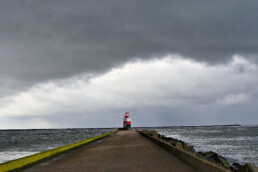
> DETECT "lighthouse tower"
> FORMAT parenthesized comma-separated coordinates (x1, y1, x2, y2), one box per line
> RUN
(123, 112, 131, 130)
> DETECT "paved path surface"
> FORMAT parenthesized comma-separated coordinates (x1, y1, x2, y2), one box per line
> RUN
(22, 130, 196, 172)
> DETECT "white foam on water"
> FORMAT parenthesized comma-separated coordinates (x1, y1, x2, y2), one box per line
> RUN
(196, 130, 221, 133)
(0, 151, 39, 164)
(158, 131, 191, 142)
(207, 136, 257, 142)
(0, 128, 116, 164)
(154, 126, 258, 165)
(166, 134, 188, 141)
(225, 153, 258, 165)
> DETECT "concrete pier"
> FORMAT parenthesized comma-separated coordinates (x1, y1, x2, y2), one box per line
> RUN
(21, 130, 196, 172)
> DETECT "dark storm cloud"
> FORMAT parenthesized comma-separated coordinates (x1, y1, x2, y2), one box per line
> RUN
(0, 0, 258, 94)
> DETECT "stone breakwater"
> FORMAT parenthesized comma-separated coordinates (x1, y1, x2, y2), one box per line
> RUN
(141, 130, 258, 172)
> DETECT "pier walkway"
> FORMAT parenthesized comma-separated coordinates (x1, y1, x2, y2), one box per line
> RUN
(22, 130, 196, 172)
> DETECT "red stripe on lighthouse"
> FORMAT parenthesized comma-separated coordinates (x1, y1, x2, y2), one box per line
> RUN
(123, 112, 131, 129)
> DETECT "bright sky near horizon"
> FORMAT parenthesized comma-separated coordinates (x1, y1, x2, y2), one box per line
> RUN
(0, 0, 258, 128)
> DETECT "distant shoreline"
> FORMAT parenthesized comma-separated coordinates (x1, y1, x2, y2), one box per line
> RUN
(4, 124, 258, 130)
(136, 124, 242, 128)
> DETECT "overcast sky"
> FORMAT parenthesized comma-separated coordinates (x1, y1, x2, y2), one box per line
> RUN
(0, 0, 258, 129)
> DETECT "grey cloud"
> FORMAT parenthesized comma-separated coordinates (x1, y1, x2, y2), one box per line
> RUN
(0, 0, 258, 96)
(1, 56, 258, 128)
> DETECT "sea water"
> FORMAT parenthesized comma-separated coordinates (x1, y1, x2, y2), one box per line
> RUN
(148, 125, 258, 165)
(1, 126, 257, 165)
(0, 128, 115, 163)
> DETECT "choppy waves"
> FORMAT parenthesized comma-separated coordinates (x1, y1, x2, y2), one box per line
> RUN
(0, 128, 115, 163)
(150, 125, 258, 165)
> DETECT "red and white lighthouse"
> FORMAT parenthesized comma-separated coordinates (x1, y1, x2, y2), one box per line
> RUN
(123, 112, 131, 130)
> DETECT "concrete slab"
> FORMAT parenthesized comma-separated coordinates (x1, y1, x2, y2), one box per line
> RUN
(21, 130, 197, 172)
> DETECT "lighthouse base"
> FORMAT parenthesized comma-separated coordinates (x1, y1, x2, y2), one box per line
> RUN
(123, 125, 131, 130)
